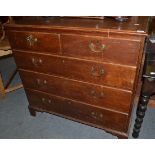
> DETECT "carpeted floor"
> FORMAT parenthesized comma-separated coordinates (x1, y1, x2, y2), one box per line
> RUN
(0, 57, 155, 139)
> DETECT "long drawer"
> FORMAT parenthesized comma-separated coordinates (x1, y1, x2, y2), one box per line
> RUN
(7, 31, 60, 54)
(26, 89, 129, 133)
(14, 51, 137, 90)
(61, 34, 140, 65)
(20, 70, 133, 113)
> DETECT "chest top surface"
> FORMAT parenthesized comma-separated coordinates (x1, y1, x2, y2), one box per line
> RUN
(5, 16, 150, 36)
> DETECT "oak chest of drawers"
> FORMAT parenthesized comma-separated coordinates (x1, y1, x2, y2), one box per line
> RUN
(5, 17, 150, 138)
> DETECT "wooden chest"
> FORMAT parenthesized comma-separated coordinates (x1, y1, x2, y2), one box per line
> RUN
(5, 17, 150, 138)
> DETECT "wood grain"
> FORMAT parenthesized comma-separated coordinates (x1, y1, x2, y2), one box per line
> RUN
(61, 34, 140, 65)
(7, 31, 60, 54)
(13, 51, 137, 90)
(26, 88, 129, 133)
(20, 70, 133, 113)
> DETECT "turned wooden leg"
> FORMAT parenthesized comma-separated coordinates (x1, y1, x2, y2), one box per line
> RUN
(28, 106, 36, 117)
(132, 95, 149, 138)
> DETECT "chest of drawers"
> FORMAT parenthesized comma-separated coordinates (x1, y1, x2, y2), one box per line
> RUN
(5, 17, 150, 138)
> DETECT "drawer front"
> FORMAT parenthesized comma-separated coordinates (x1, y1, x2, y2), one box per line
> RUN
(14, 51, 137, 90)
(20, 70, 133, 113)
(61, 34, 140, 65)
(7, 31, 60, 54)
(26, 89, 129, 133)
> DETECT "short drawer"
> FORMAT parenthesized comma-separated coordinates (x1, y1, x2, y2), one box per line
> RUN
(14, 51, 137, 90)
(7, 31, 60, 54)
(26, 89, 129, 133)
(20, 70, 133, 113)
(61, 34, 140, 65)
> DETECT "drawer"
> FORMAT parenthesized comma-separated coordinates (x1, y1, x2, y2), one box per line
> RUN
(14, 51, 137, 90)
(26, 89, 129, 133)
(61, 34, 140, 65)
(20, 70, 133, 113)
(7, 31, 60, 54)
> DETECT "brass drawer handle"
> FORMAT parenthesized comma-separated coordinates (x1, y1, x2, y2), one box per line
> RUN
(90, 90, 104, 98)
(90, 90, 96, 97)
(31, 57, 38, 66)
(91, 112, 97, 119)
(91, 66, 104, 77)
(100, 92, 104, 98)
(26, 35, 38, 46)
(36, 79, 41, 85)
(89, 42, 106, 53)
(31, 57, 43, 67)
(36, 79, 47, 86)
(41, 98, 51, 104)
(38, 58, 42, 64)
(43, 80, 47, 84)
(91, 111, 103, 119)
(99, 113, 103, 118)
(41, 97, 46, 103)
(48, 99, 51, 104)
